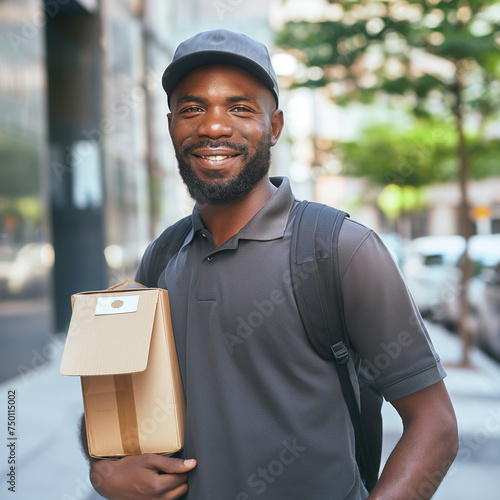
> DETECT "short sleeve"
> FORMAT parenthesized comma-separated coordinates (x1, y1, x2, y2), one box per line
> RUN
(339, 221, 446, 401)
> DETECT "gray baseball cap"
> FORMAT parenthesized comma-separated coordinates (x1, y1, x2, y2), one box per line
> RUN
(162, 29, 279, 107)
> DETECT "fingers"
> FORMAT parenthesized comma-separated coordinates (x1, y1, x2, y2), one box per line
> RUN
(144, 454, 197, 474)
(162, 483, 189, 500)
(152, 471, 189, 499)
(150, 457, 196, 499)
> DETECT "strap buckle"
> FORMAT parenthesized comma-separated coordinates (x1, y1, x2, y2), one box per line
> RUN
(331, 341, 349, 365)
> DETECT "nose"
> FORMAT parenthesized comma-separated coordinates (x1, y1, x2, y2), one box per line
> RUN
(197, 108, 232, 139)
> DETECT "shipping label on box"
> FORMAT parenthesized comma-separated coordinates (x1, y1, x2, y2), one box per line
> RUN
(60, 283, 185, 458)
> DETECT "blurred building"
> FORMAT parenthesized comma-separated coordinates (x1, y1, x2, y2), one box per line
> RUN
(1, 0, 184, 343)
(0, 0, 285, 382)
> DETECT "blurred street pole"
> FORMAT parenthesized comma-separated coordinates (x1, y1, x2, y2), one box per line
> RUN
(454, 61, 473, 367)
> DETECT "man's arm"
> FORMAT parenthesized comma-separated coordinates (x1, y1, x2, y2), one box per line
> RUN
(79, 414, 197, 500)
(368, 381, 458, 500)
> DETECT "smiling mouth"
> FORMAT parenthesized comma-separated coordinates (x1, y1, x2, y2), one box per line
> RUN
(199, 154, 236, 161)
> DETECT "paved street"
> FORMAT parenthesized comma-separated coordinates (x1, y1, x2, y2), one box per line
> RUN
(0, 322, 499, 499)
(0, 298, 53, 384)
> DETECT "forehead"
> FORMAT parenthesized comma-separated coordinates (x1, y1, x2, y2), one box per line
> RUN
(170, 64, 275, 107)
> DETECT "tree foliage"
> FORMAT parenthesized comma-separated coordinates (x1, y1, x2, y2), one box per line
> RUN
(277, 0, 500, 123)
(338, 120, 456, 186)
(336, 118, 500, 187)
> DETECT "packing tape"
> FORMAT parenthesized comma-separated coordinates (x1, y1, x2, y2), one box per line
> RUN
(113, 374, 142, 455)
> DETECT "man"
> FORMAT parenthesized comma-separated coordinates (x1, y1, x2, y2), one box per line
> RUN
(86, 29, 458, 499)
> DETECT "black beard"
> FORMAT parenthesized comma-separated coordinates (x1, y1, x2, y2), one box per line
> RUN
(175, 137, 272, 205)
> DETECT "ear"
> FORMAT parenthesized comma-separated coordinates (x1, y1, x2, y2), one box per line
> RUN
(270, 109, 284, 147)
(167, 112, 172, 135)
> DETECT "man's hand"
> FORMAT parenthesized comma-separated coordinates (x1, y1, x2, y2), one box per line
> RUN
(89, 454, 197, 500)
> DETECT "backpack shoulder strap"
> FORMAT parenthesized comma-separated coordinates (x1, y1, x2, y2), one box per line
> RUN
(290, 200, 378, 491)
(145, 215, 192, 288)
(290, 200, 349, 359)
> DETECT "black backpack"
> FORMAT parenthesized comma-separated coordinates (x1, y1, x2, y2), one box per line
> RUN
(144, 200, 382, 492)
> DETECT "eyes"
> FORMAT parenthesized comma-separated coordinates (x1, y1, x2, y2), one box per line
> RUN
(180, 105, 204, 114)
(178, 104, 255, 116)
(232, 105, 253, 113)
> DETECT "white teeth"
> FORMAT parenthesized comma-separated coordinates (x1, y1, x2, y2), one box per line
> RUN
(201, 155, 230, 161)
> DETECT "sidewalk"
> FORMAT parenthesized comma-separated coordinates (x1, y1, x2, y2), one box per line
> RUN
(1, 323, 499, 499)
(0, 333, 99, 500)
(382, 323, 500, 499)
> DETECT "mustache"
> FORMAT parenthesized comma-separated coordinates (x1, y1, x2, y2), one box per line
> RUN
(182, 140, 248, 156)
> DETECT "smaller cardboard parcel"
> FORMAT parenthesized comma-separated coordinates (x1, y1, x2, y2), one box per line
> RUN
(60, 280, 185, 458)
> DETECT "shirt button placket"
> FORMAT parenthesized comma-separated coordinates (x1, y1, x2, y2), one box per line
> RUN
(198, 253, 217, 300)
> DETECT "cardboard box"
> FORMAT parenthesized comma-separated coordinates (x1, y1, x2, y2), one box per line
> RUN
(60, 281, 185, 458)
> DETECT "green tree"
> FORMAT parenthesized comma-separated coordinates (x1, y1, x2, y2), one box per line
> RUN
(337, 118, 499, 238)
(277, 0, 500, 365)
(339, 120, 457, 187)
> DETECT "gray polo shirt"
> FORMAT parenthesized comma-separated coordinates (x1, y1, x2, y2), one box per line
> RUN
(135, 177, 446, 500)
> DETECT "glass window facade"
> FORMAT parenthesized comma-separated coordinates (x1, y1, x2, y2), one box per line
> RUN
(0, 0, 54, 382)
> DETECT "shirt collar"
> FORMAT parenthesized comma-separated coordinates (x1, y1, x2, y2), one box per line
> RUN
(188, 176, 295, 247)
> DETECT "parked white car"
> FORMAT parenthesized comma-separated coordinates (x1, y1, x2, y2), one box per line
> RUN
(401, 235, 465, 322)
(6, 243, 54, 298)
(401, 234, 500, 329)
